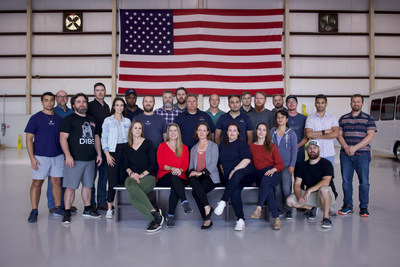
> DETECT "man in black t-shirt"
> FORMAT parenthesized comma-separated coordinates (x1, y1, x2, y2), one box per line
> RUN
(286, 140, 335, 229)
(60, 93, 103, 224)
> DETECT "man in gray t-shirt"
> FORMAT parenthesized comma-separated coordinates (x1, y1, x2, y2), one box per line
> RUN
(247, 91, 276, 138)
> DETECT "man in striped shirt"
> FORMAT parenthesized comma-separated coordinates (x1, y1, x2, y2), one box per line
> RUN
(337, 94, 377, 217)
(155, 90, 182, 125)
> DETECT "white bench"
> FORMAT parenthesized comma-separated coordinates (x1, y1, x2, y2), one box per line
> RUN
(114, 186, 270, 222)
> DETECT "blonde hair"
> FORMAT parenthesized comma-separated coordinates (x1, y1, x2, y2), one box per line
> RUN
(166, 123, 183, 157)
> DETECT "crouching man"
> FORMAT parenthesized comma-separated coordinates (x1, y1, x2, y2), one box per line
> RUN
(286, 140, 335, 229)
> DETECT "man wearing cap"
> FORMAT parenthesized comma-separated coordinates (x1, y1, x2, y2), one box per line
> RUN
(155, 90, 182, 125)
(286, 95, 308, 165)
(125, 89, 144, 121)
(87, 82, 110, 210)
(286, 140, 335, 229)
(305, 94, 339, 214)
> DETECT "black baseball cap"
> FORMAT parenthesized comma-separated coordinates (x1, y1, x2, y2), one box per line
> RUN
(125, 89, 137, 96)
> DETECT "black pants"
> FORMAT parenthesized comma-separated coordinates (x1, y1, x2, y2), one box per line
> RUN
(157, 173, 188, 215)
(188, 174, 216, 219)
(106, 144, 125, 203)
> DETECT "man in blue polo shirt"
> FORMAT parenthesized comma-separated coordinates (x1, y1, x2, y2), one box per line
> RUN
(337, 94, 376, 217)
(174, 93, 215, 150)
(215, 94, 253, 145)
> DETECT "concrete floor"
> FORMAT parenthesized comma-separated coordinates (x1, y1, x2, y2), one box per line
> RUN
(1, 148, 400, 267)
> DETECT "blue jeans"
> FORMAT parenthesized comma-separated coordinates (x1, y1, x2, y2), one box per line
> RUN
(274, 166, 292, 213)
(256, 167, 281, 218)
(91, 159, 108, 207)
(47, 179, 66, 209)
(340, 152, 371, 209)
(221, 164, 256, 220)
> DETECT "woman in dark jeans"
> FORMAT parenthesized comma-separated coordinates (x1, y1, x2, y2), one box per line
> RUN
(188, 122, 219, 229)
(157, 123, 191, 227)
(214, 122, 256, 231)
(101, 97, 131, 219)
(250, 122, 284, 230)
(124, 120, 163, 233)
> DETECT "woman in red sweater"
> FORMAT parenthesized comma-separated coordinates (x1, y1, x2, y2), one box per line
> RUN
(157, 123, 191, 227)
(249, 122, 284, 230)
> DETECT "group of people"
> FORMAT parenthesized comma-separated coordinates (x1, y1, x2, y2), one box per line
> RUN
(25, 84, 376, 233)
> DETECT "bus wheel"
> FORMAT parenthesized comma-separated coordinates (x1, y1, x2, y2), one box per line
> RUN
(395, 143, 400, 161)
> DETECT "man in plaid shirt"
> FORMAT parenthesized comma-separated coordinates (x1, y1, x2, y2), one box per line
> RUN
(155, 90, 182, 125)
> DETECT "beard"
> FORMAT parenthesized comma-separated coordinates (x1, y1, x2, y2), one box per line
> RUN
(308, 151, 319, 160)
(177, 98, 186, 105)
(75, 108, 87, 114)
(164, 102, 172, 108)
(351, 106, 361, 112)
(254, 104, 264, 113)
(144, 106, 154, 113)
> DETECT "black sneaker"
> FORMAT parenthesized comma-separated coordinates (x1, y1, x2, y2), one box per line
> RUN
(166, 215, 174, 227)
(82, 208, 101, 218)
(286, 211, 293, 220)
(360, 208, 370, 217)
(62, 211, 71, 224)
(28, 209, 38, 223)
(151, 210, 164, 226)
(321, 217, 332, 229)
(182, 201, 193, 215)
(307, 207, 318, 221)
(146, 220, 162, 233)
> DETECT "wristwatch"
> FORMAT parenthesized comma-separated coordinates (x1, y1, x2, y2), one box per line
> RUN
(322, 130, 326, 135)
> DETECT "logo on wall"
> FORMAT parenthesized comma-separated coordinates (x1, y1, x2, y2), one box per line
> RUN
(63, 12, 83, 33)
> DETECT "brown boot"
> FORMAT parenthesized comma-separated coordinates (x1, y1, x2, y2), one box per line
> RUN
(250, 207, 262, 219)
(273, 217, 282, 230)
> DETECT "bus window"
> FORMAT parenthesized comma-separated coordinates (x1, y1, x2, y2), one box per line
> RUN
(381, 96, 396, 120)
(396, 96, 400, 120)
(370, 99, 381, 121)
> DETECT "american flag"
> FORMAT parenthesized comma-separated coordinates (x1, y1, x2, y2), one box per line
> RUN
(118, 9, 284, 95)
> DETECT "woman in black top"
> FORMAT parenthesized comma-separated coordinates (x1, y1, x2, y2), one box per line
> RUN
(124, 120, 163, 232)
(213, 122, 256, 231)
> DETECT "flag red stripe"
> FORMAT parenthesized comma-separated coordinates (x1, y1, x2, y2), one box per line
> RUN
(174, 21, 283, 30)
(119, 87, 284, 96)
(173, 9, 284, 16)
(119, 60, 282, 69)
(119, 74, 283, 83)
(174, 48, 281, 56)
(174, 34, 282, 43)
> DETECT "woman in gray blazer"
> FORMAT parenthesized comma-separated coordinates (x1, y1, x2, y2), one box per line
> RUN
(188, 122, 220, 229)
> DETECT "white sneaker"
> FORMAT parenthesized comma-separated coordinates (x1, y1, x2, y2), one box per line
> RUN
(106, 209, 113, 219)
(234, 218, 245, 231)
(214, 201, 226, 216)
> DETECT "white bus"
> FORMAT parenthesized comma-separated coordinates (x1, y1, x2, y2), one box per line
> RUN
(369, 87, 400, 161)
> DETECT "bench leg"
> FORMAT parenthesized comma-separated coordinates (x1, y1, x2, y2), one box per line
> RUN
(115, 190, 120, 223)
(264, 205, 269, 222)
